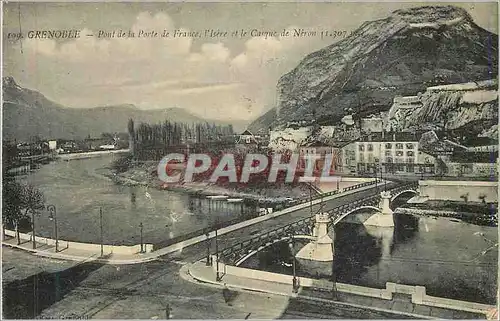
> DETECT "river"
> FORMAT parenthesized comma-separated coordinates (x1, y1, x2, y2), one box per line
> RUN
(240, 212, 498, 305)
(19, 156, 257, 245)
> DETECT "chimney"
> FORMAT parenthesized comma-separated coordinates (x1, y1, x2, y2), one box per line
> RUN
(382, 128, 385, 139)
(392, 133, 396, 141)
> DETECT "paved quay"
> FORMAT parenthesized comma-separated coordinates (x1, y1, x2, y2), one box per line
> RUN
(185, 260, 489, 320)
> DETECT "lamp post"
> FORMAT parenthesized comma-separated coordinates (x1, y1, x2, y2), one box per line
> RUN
(165, 304, 172, 320)
(99, 207, 104, 257)
(139, 222, 144, 253)
(205, 230, 211, 266)
(46, 205, 58, 253)
(289, 234, 298, 293)
(309, 184, 313, 216)
(215, 219, 220, 281)
(31, 209, 37, 249)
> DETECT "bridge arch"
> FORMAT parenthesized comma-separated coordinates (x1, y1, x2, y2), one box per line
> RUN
(390, 189, 418, 203)
(330, 206, 381, 226)
(234, 235, 315, 266)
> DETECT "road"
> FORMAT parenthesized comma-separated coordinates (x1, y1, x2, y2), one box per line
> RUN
(3, 184, 399, 319)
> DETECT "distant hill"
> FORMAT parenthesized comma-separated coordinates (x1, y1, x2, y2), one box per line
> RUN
(2, 76, 248, 141)
(246, 108, 277, 134)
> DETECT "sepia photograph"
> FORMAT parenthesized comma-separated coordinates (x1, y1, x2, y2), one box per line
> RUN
(1, 1, 499, 319)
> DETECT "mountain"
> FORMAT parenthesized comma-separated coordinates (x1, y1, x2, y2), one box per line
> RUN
(2, 77, 248, 140)
(246, 108, 277, 134)
(271, 5, 498, 129)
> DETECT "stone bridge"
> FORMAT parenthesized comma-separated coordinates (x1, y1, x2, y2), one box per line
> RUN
(216, 182, 418, 266)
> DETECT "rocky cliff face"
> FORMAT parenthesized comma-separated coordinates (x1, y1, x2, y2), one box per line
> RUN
(274, 5, 498, 128)
(388, 79, 498, 136)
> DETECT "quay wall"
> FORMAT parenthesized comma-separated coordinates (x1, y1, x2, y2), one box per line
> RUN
(212, 256, 494, 315)
(57, 149, 130, 161)
(418, 180, 498, 202)
(3, 229, 153, 254)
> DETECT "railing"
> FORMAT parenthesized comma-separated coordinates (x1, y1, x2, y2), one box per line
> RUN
(284, 179, 382, 208)
(215, 181, 418, 265)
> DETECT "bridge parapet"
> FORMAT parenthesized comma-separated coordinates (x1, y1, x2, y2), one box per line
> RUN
(216, 182, 417, 266)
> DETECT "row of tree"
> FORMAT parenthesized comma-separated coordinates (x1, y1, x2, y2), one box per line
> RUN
(2, 179, 45, 244)
(128, 119, 235, 148)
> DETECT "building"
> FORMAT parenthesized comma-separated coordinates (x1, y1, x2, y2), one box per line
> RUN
(462, 137, 499, 153)
(360, 117, 384, 134)
(298, 139, 343, 173)
(345, 132, 436, 175)
(236, 130, 259, 145)
(48, 140, 57, 151)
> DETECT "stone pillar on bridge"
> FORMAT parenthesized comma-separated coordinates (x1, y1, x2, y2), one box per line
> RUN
(295, 213, 334, 277)
(364, 191, 394, 227)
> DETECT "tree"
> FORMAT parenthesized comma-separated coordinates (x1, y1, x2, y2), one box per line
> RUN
(20, 184, 45, 248)
(2, 181, 45, 244)
(2, 180, 23, 243)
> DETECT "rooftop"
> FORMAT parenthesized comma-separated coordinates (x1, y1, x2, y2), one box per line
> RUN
(358, 131, 424, 142)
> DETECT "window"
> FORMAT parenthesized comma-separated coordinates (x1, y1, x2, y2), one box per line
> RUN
(367, 144, 373, 152)
(407, 151, 414, 157)
(359, 144, 364, 152)
(360, 154, 364, 162)
(385, 143, 392, 149)
(386, 157, 393, 163)
(406, 143, 414, 149)
(368, 154, 374, 163)
(396, 143, 403, 149)
(385, 150, 392, 156)
(396, 151, 404, 157)
(407, 158, 414, 164)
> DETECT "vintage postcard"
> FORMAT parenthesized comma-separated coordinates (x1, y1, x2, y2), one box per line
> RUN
(2, 1, 498, 319)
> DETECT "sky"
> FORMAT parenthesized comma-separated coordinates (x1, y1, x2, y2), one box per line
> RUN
(3, 2, 498, 123)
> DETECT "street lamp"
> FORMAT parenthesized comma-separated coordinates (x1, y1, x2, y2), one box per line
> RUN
(309, 184, 313, 216)
(46, 204, 58, 253)
(31, 209, 41, 250)
(215, 218, 221, 281)
(205, 230, 211, 266)
(165, 304, 172, 320)
(99, 207, 104, 257)
(288, 234, 298, 293)
(139, 222, 144, 253)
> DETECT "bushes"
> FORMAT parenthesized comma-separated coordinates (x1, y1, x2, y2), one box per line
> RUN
(111, 154, 133, 173)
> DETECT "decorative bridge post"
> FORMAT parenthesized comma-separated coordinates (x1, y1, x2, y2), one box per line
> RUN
(364, 191, 395, 227)
(295, 213, 334, 277)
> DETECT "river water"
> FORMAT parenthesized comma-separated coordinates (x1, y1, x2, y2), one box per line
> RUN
(19, 156, 258, 245)
(240, 211, 498, 305)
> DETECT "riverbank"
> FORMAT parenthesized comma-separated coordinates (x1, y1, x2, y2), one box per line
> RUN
(57, 149, 130, 161)
(397, 200, 498, 226)
(103, 162, 313, 204)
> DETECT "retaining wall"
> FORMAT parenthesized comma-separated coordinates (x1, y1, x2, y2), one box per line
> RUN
(3, 229, 153, 254)
(418, 180, 498, 202)
(58, 149, 130, 161)
(212, 257, 494, 315)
